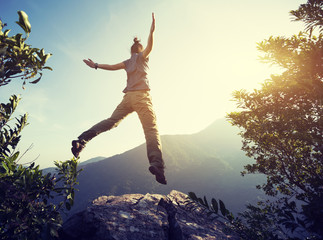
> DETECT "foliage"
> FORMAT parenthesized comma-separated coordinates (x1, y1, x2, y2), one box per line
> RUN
(0, 95, 28, 157)
(225, 0, 323, 239)
(0, 149, 81, 240)
(0, 11, 81, 240)
(186, 192, 233, 221)
(187, 192, 294, 240)
(290, 0, 323, 34)
(186, 192, 239, 237)
(0, 11, 52, 88)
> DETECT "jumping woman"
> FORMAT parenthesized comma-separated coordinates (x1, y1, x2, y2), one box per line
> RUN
(71, 13, 166, 185)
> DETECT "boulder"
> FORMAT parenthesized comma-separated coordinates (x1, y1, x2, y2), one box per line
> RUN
(60, 190, 239, 240)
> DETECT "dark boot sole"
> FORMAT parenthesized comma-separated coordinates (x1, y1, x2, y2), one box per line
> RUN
(71, 140, 82, 158)
(149, 166, 167, 185)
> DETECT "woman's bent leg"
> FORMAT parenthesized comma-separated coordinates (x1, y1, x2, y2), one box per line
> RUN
(79, 94, 133, 142)
(72, 94, 133, 157)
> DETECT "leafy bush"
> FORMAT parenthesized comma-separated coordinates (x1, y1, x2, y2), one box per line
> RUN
(190, 1, 323, 239)
(0, 11, 52, 88)
(0, 11, 81, 240)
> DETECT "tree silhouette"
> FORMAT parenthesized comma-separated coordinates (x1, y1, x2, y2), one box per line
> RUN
(0, 11, 81, 240)
(226, 0, 323, 238)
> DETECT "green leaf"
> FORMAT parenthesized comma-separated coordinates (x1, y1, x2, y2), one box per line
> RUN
(188, 192, 198, 201)
(65, 201, 71, 211)
(198, 197, 204, 205)
(29, 162, 35, 169)
(67, 193, 72, 200)
(15, 33, 23, 42)
(43, 66, 53, 71)
(1, 162, 9, 173)
(11, 151, 20, 161)
(29, 73, 42, 84)
(16, 11, 31, 34)
(42, 53, 52, 64)
(219, 199, 227, 216)
(203, 196, 209, 209)
(4, 29, 10, 36)
(211, 198, 218, 214)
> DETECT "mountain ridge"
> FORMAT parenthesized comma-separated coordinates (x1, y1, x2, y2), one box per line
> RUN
(60, 118, 265, 217)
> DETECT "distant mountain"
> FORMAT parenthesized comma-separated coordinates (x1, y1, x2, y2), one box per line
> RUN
(78, 156, 106, 166)
(66, 118, 265, 217)
(42, 156, 106, 174)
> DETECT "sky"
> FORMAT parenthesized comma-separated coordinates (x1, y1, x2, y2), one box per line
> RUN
(0, 0, 305, 168)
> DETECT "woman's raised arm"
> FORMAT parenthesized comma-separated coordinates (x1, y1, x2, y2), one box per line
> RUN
(142, 13, 155, 59)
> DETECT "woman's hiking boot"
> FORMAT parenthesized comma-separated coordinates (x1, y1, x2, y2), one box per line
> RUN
(149, 165, 167, 185)
(71, 139, 86, 158)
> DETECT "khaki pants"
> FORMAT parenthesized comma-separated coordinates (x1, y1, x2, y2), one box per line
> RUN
(78, 91, 164, 168)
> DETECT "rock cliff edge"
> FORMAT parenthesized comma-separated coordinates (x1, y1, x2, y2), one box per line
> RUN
(60, 190, 238, 240)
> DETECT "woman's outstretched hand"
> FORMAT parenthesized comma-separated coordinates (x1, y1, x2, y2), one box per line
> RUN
(150, 12, 155, 33)
(83, 58, 95, 68)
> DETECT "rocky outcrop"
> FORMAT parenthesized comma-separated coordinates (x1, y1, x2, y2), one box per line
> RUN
(60, 190, 239, 240)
